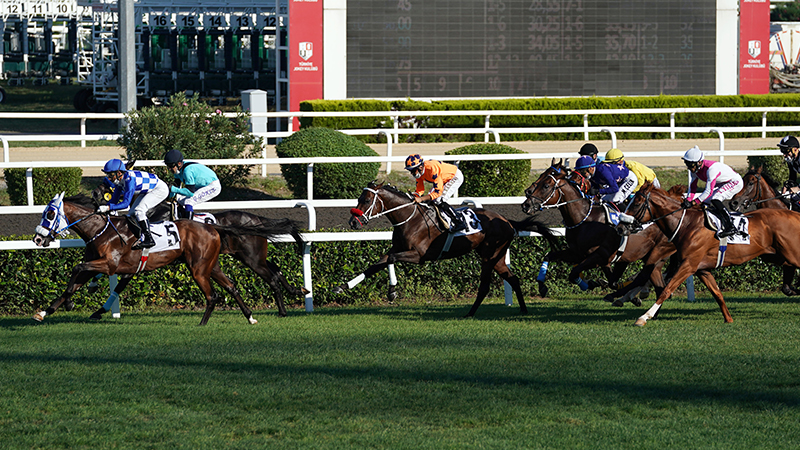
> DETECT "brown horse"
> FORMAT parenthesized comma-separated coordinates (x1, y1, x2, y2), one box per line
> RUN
(626, 181, 800, 326)
(521, 159, 677, 305)
(334, 181, 558, 317)
(730, 167, 800, 296)
(91, 182, 308, 316)
(32, 193, 302, 325)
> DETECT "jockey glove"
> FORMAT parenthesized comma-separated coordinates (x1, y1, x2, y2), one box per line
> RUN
(587, 186, 600, 197)
(681, 198, 693, 209)
(97, 205, 110, 213)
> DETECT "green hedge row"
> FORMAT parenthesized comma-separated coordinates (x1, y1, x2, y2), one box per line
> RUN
(301, 95, 800, 143)
(0, 232, 784, 316)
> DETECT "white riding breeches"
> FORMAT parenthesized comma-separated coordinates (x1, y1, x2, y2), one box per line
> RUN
(129, 180, 170, 221)
(706, 179, 743, 203)
(603, 171, 638, 204)
(175, 179, 222, 208)
(435, 169, 464, 204)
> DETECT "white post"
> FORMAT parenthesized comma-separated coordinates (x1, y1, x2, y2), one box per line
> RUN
(583, 114, 589, 141)
(295, 202, 316, 312)
(484, 115, 491, 143)
(762, 112, 767, 139)
(109, 275, 120, 318)
(26, 168, 34, 206)
(306, 163, 314, 200)
(670, 112, 676, 139)
(504, 249, 513, 306)
(686, 275, 695, 302)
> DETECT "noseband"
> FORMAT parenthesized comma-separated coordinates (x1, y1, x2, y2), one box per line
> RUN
(354, 187, 418, 227)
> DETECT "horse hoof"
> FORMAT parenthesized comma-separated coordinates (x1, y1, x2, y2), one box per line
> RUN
(300, 287, 311, 295)
(611, 299, 624, 307)
(388, 289, 398, 302)
(631, 298, 642, 307)
(248, 317, 258, 325)
(602, 294, 615, 302)
(89, 307, 106, 320)
(639, 290, 651, 300)
(538, 283, 549, 298)
(87, 285, 99, 294)
(332, 286, 345, 295)
(634, 318, 647, 327)
(33, 313, 44, 322)
(63, 300, 75, 312)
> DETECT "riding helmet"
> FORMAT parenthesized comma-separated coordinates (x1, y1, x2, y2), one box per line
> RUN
(164, 149, 184, 167)
(682, 146, 704, 162)
(778, 135, 799, 150)
(578, 143, 598, 156)
(604, 148, 624, 163)
(405, 154, 424, 170)
(103, 159, 125, 173)
(574, 155, 596, 170)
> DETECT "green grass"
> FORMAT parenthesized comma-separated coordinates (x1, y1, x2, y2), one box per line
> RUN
(2, 293, 799, 449)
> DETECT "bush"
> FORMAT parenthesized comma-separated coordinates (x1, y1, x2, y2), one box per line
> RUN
(446, 144, 530, 196)
(275, 127, 381, 199)
(747, 154, 788, 183)
(4, 167, 81, 205)
(117, 92, 260, 188)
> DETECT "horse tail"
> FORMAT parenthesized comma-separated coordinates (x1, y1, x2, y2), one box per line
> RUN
(213, 218, 306, 255)
(508, 217, 561, 251)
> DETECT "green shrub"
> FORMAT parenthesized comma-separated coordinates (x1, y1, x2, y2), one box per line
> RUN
(4, 167, 81, 205)
(446, 144, 530, 196)
(275, 127, 380, 199)
(117, 92, 259, 188)
(747, 154, 788, 183)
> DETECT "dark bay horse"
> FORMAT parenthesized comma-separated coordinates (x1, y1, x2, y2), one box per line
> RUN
(626, 181, 800, 326)
(32, 193, 301, 325)
(730, 167, 800, 296)
(521, 159, 677, 305)
(91, 183, 308, 316)
(334, 181, 558, 317)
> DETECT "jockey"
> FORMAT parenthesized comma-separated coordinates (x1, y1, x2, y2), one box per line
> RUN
(578, 142, 604, 163)
(98, 158, 170, 249)
(163, 149, 221, 221)
(778, 135, 800, 208)
(573, 155, 597, 193)
(606, 148, 661, 192)
(681, 146, 743, 238)
(405, 154, 466, 232)
(586, 148, 638, 207)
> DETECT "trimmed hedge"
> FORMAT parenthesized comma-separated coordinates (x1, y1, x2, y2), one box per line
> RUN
(0, 232, 784, 316)
(4, 167, 82, 205)
(301, 95, 800, 142)
(446, 144, 531, 197)
(747, 154, 789, 183)
(275, 127, 381, 199)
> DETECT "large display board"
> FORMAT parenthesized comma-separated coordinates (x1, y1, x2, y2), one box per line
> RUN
(347, 0, 716, 98)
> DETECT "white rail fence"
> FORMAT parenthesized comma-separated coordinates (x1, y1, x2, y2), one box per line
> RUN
(0, 107, 793, 311)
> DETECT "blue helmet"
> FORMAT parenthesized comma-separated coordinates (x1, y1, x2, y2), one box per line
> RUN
(574, 155, 596, 170)
(103, 159, 125, 173)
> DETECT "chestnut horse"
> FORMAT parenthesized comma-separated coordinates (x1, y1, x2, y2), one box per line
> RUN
(32, 193, 302, 325)
(91, 183, 307, 316)
(730, 167, 800, 296)
(521, 159, 677, 304)
(334, 181, 558, 317)
(626, 181, 800, 326)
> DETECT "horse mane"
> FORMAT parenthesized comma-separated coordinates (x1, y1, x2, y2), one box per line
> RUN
(64, 194, 96, 209)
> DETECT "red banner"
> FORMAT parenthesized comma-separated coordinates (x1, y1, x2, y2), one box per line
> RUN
(739, 0, 770, 94)
(289, 0, 324, 126)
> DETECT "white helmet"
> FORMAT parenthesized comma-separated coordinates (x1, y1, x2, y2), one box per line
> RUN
(682, 146, 704, 162)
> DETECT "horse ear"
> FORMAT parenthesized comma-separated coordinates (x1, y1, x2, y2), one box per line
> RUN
(125, 160, 136, 170)
(54, 191, 65, 203)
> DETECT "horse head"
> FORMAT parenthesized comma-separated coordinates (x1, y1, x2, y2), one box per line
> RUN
(33, 192, 69, 247)
(521, 158, 572, 214)
(349, 181, 417, 230)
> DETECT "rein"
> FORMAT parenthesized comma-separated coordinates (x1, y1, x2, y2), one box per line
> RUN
(529, 171, 595, 228)
(358, 187, 419, 227)
(629, 190, 687, 242)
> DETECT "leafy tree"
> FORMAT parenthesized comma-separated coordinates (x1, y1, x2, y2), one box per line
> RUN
(771, 2, 800, 21)
(117, 92, 260, 187)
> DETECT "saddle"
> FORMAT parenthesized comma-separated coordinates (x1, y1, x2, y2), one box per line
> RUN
(702, 206, 749, 239)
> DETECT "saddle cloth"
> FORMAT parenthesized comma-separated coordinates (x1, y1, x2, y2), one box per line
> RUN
(147, 222, 182, 252)
(191, 212, 217, 224)
(453, 207, 482, 236)
(704, 211, 750, 244)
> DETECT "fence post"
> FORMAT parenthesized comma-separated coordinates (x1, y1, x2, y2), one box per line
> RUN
(306, 163, 314, 200)
(686, 275, 695, 302)
(710, 128, 725, 164)
(762, 111, 768, 139)
(294, 202, 316, 312)
(670, 112, 676, 139)
(378, 130, 393, 174)
(601, 128, 617, 148)
(1, 136, 8, 163)
(484, 115, 491, 143)
(26, 168, 34, 206)
(583, 114, 589, 141)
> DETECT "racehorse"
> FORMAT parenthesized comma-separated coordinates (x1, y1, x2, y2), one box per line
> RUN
(334, 181, 559, 317)
(521, 159, 677, 305)
(626, 181, 800, 326)
(32, 193, 302, 325)
(91, 182, 308, 316)
(730, 167, 800, 296)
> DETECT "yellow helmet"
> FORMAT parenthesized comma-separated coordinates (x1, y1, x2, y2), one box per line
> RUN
(604, 148, 624, 163)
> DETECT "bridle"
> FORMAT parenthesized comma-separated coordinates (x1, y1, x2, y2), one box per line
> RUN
(527, 169, 594, 228)
(352, 186, 419, 227)
(626, 189, 686, 242)
(36, 197, 117, 245)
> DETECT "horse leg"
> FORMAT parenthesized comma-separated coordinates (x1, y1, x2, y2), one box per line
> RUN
(634, 257, 701, 327)
(608, 264, 656, 306)
(780, 267, 800, 296)
(333, 250, 421, 300)
(467, 256, 527, 317)
(34, 263, 104, 322)
(265, 260, 309, 298)
(694, 269, 733, 323)
(89, 275, 134, 320)
(567, 248, 613, 292)
(241, 257, 289, 317)
(465, 264, 496, 318)
(209, 263, 257, 325)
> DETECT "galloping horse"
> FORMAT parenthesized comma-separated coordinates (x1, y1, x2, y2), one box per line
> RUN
(32, 193, 302, 325)
(92, 183, 308, 316)
(730, 167, 800, 296)
(334, 181, 558, 317)
(521, 159, 676, 304)
(626, 181, 800, 326)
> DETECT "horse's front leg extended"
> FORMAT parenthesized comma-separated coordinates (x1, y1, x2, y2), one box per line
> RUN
(567, 248, 613, 292)
(333, 250, 421, 300)
(34, 261, 107, 321)
(780, 267, 800, 296)
(89, 275, 134, 320)
(634, 257, 701, 327)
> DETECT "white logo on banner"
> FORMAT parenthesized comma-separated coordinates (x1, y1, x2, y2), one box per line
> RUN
(299, 42, 313, 61)
(748, 40, 761, 58)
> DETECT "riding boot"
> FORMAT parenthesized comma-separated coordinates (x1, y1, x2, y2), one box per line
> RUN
(133, 219, 155, 250)
(440, 202, 467, 233)
(711, 200, 735, 238)
(184, 205, 194, 221)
